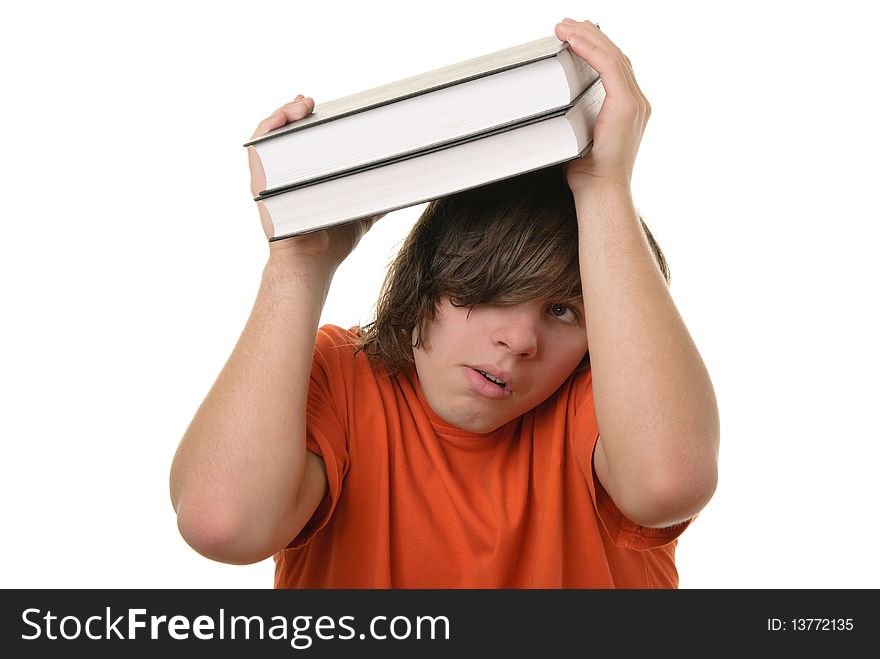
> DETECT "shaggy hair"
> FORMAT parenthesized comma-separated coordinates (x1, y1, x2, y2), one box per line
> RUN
(357, 165, 669, 373)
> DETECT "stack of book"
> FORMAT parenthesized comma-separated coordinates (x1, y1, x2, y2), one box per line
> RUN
(245, 35, 606, 241)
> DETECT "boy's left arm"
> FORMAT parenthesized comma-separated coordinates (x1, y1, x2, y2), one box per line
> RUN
(555, 19, 719, 529)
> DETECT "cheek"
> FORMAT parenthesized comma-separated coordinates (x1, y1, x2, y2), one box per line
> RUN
(547, 333, 588, 374)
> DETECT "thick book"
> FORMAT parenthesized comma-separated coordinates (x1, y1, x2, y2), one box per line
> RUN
(258, 79, 605, 241)
(246, 35, 599, 195)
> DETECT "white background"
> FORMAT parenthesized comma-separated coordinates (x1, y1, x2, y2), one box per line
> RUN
(2, 0, 877, 589)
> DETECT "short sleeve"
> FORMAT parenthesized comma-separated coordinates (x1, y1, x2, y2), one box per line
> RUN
(288, 326, 353, 548)
(569, 368, 692, 550)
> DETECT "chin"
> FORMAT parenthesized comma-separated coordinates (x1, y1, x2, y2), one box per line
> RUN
(460, 419, 502, 434)
(425, 381, 519, 434)
(447, 409, 510, 434)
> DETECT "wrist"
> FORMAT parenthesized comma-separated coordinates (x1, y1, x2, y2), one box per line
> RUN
(570, 177, 634, 208)
(263, 249, 338, 291)
(267, 230, 344, 266)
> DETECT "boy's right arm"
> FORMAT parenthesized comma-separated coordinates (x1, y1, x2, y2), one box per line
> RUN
(169, 96, 377, 565)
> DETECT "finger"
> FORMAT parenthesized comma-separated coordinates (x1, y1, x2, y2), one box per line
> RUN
(619, 56, 650, 122)
(354, 214, 383, 242)
(250, 95, 315, 139)
(560, 17, 599, 30)
(247, 144, 266, 196)
(560, 18, 609, 45)
(555, 22, 627, 94)
(363, 213, 385, 230)
(594, 35, 650, 123)
(613, 47, 650, 119)
(555, 21, 645, 117)
(558, 20, 645, 107)
(278, 95, 315, 121)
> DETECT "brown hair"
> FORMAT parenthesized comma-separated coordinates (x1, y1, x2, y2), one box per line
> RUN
(357, 165, 669, 373)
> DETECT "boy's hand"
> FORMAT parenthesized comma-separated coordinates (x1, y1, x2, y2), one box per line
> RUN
(554, 19, 649, 192)
(248, 95, 314, 200)
(248, 95, 380, 268)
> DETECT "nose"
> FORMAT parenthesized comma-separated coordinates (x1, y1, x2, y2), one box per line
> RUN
(491, 307, 539, 358)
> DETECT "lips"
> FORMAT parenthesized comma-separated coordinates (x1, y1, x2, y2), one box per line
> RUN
(476, 369, 505, 386)
(464, 365, 513, 400)
(473, 364, 512, 385)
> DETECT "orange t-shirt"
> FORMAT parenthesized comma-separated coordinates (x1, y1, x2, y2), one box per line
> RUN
(274, 325, 689, 588)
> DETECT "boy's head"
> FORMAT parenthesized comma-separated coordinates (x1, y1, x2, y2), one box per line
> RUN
(358, 164, 669, 366)
(357, 165, 668, 431)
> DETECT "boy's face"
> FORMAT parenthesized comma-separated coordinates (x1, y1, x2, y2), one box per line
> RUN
(413, 296, 588, 433)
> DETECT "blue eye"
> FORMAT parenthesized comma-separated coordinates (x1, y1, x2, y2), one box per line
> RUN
(550, 303, 569, 316)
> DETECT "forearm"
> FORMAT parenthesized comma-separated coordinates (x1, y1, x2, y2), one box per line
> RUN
(574, 182, 719, 525)
(170, 255, 335, 555)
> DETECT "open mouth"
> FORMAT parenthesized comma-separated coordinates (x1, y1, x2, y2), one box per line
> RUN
(476, 369, 507, 388)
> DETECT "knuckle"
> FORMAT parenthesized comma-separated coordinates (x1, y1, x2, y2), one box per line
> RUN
(619, 98, 640, 118)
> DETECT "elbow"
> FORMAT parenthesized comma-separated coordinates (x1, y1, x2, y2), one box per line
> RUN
(175, 501, 278, 565)
(650, 469, 717, 528)
(620, 453, 719, 529)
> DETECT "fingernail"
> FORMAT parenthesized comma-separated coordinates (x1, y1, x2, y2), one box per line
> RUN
(294, 94, 304, 101)
(562, 17, 576, 24)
